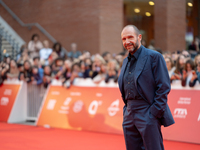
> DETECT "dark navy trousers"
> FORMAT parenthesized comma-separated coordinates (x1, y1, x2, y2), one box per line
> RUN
(122, 100, 164, 150)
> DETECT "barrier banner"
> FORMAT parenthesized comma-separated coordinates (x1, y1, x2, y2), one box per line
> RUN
(0, 84, 21, 122)
(37, 80, 200, 144)
(37, 85, 123, 134)
(162, 89, 200, 144)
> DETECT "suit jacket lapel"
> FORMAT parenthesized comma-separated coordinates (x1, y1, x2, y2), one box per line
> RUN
(118, 58, 128, 96)
(134, 46, 148, 86)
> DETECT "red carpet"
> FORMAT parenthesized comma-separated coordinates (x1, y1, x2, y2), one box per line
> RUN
(0, 122, 199, 150)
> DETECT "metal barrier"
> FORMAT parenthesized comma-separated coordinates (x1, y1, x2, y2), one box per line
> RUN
(27, 84, 47, 121)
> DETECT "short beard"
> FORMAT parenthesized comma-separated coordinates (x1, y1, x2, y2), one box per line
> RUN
(126, 40, 139, 54)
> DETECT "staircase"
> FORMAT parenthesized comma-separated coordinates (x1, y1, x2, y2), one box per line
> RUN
(0, 16, 25, 61)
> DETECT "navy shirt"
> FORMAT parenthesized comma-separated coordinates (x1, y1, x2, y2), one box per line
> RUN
(123, 46, 143, 100)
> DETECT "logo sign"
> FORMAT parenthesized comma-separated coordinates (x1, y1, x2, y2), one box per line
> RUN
(0, 97, 9, 105)
(198, 113, 200, 122)
(4, 89, 12, 95)
(107, 99, 120, 116)
(59, 97, 72, 114)
(174, 108, 187, 118)
(46, 99, 57, 110)
(51, 91, 60, 95)
(177, 97, 191, 105)
(73, 100, 84, 113)
(88, 100, 102, 115)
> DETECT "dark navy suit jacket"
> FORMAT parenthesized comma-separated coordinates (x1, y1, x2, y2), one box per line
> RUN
(118, 45, 175, 127)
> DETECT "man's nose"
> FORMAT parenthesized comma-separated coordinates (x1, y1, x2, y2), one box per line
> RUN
(125, 39, 130, 44)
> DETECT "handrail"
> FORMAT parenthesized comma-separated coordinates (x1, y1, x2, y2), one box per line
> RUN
(0, 0, 58, 44)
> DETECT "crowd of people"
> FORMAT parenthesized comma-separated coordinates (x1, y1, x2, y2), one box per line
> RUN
(0, 33, 200, 88)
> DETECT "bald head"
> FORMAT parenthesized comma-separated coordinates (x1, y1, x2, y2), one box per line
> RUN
(121, 25, 140, 36)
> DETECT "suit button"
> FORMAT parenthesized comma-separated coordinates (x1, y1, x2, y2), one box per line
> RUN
(128, 82, 130, 84)
(129, 72, 131, 74)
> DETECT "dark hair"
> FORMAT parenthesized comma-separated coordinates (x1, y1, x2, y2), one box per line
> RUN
(102, 52, 110, 58)
(31, 34, 39, 40)
(53, 42, 62, 52)
(165, 57, 174, 68)
(71, 62, 80, 72)
(33, 56, 40, 61)
(175, 54, 184, 74)
(184, 59, 195, 71)
(23, 60, 32, 71)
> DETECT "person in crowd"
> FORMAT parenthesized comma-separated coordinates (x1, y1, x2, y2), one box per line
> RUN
(188, 36, 200, 52)
(17, 63, 24, 81)
(52, 42, 66, 59)
(147, 39, 156, 50)
(174, 54, 186, 77)
(194, 54, 200, 67)
(162, 51, 172, 59)
(91, 54, 106, 79)
(79, 61, 91, 78)
(105, 59, 118, 83)
(102, 52, 112, 64)
(0, 54, 11, 82)
(21, 60, 32, 83)
(141, 39, 147, 47)
(61, 60, 72, 88)
(32, 56, 41, 68)
(182, 59, 197, 87)
(92, 63, 107, 84)
(43, 65, 53, 88)
(115, 52, 125, 65)
(28, 34, 43, 59)
(6, 59, 19, 80)
(165, 57, 180, 82)
(70, 62, 83, 84)
(67, 43, 82, 60)
(51, 58, 64, 79)
(196, 62, 200, 83)
(182, 50, 191, 61)
(39, 40, 52, 65)
(31, 66, 43, 85)
(48, 51, 59, 66)
(82, 58, 93, 78)
(17, 47, 30, 64)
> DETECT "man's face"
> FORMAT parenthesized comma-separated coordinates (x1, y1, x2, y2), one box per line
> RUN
(121, 27, 141, 54)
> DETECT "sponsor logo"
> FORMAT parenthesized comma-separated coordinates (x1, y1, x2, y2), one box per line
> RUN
(73, 100, 84, 113)
(0, 97, 9, 105)
(88, 100, 102, 115)
(198, 113, 200, 122)
(70, 92, 81, 96)
(96, 93, 102, 97)
(46, 99, 57, 110)
(59, 97, 72, 114)
(51, 91, 60, 95)
(174, 108, 187, 118)
(4, 89, 12, 95)
(107, 99, 120, 116)
(177, 97, 191, 105)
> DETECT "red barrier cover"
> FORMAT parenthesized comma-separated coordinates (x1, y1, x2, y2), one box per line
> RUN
(162, 89, 200, 144)
(37, 86, 123, 134)
(0, 84, 21, 122)
(37, 83, 200, 144)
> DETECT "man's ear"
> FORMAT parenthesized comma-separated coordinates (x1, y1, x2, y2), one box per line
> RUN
(138, 34, 142, 41)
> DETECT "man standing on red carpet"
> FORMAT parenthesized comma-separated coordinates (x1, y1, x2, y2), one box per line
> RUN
(118, 25, 175, 150)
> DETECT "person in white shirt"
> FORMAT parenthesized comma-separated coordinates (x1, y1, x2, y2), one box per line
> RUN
(39, 40, 52, 65)
(28, 34, 43, 59)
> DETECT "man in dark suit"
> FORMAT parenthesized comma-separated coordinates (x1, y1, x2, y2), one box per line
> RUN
(118, 25, 175, 150)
